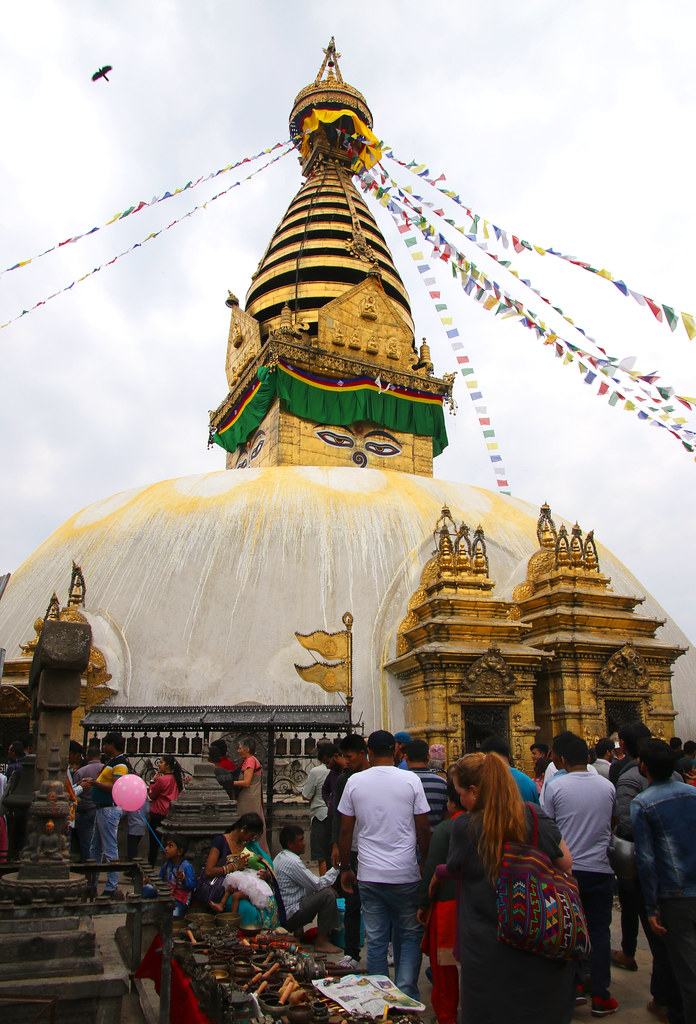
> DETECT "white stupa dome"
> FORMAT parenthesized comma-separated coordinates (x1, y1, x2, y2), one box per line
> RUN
(1, 465, 693, 735)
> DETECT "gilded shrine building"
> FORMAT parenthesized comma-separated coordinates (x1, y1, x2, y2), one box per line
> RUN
(0, 42, 693, 769)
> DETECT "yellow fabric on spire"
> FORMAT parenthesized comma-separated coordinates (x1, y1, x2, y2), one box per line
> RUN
(300, 108, 382, 170)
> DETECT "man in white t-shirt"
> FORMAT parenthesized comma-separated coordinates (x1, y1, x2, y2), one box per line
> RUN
(545, 731, 618, 1018)
(301, 743, 334, 875)
(338, 729, 430, 999)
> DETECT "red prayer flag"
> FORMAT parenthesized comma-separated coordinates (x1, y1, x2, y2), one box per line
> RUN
(644, 297, 664, 322)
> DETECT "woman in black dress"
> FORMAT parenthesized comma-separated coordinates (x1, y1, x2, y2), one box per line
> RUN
(446, 752, 575, 1024)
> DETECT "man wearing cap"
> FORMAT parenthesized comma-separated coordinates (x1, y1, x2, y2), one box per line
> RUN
(337, 729, 431, 999)
(394, 731, 411, 769)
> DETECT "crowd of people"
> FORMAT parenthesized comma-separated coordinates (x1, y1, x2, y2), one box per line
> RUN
(1, 723, 695, 1023)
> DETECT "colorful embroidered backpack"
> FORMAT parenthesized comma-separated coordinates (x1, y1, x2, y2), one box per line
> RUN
(496, 804, 591, 960)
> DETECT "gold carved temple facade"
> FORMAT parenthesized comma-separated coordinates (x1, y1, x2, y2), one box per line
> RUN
(387, 505, 683, 770)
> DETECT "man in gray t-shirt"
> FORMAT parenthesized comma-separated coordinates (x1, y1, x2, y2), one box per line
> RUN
(545, 732, 618, 1017)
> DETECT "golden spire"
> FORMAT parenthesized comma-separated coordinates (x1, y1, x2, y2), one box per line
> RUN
(556, 524, 571, 567)
(537, 502, 557, 549)
(314, 37, 344, 86)
(570, 523, 584, 567)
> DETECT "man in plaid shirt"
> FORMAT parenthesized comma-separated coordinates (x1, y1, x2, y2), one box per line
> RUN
(274, 826, 342, 954)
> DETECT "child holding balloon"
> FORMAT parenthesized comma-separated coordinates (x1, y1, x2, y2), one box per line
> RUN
(143, 834, 195, 916)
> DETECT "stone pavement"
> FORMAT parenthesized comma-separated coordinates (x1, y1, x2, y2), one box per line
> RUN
(97, 911, 660, 1023)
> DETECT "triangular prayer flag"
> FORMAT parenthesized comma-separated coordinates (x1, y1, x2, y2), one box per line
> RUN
(662, 305, 678, 331)
(644, 297, 664, 322)
(678, 311, 696, 340)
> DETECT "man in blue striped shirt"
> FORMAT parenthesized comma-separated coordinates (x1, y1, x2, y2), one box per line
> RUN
(404, 739, 448, 831)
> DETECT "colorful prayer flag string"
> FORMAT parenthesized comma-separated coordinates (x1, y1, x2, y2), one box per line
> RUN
(358, 173, 513, 492)
(370, 164, 696, 437)
(383, 149, 696, 343)
(0, 141, 291, 279)
(359, 166, 695, 456)
(0, 145, 294, 332)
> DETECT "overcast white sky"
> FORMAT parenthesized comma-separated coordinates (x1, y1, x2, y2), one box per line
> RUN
(1, 1, 695, 645)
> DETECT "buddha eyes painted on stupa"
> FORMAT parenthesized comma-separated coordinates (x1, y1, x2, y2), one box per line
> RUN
(234, 429, 266, 469)
(314, 425, 402, 466)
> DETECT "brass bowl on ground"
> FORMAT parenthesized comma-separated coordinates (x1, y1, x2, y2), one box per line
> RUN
(215, 912, 242, 929)
(286, 1005, 313, 1024)
(239, 922, 264, 937)
(208, 968, 230, 982)
(193, 917, 217, 933)
(258, 995, 286, 1020)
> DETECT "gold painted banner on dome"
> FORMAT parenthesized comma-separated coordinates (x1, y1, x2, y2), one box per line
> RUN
(294, 612, 354, 707)
(295, 660, 349, 694)
(295, 629, 349, 662)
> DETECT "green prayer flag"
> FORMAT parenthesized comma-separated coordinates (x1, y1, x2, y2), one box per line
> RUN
(608, 392, 620, 407)
(663, 305, 678, 331)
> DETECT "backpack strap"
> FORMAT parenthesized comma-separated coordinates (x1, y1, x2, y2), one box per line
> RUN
(526, 801, 539, 847)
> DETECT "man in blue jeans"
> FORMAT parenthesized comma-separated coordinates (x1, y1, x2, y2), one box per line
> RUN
(632, 739, 696, 1024)
(85, 732, 129, 898)
(545, 731, 618, 1018)
(337, 730, 431, 1000)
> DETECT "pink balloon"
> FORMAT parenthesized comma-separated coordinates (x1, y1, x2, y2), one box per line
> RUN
(112, 773, 148, 812)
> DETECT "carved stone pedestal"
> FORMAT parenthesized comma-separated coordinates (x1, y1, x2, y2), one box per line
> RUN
(0, 620, 127, 1023)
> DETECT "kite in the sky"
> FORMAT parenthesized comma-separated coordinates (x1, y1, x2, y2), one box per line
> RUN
(91, 65, 113, 83)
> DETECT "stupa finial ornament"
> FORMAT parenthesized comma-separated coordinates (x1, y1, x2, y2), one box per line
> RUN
(583, 529, 600, 571)
(68, 560, 86, 607)
(556, 524, 571, 567)
(537, 502, 557, 549)
(44, 592, 60, 621)
(315, 37, 344, 85)
(472, 526, 489, 575)
(570, 523, 584, 567)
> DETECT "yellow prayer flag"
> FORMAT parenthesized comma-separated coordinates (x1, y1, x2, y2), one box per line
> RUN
(534, 246, 546, 255)
(483, 295, 498, 310)
(625, 401, 635, 411)
(295, 629, 348, 661)
(412, 252, 424, 261)
(682, 312, 696, 340)
(294, 661, 348, 694)
(466, 380, 479, 389)
(440, 317, 453, 324)
(598, 269, 613, 280)
(486, 442, 499, 450)
(563, 353, 573, 364)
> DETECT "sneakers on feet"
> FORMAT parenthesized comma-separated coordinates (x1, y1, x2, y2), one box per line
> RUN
(591, 996, 618, 1017)
(337, 956, 360, 970)
(611, 949, 638, 971)
(576, 986, 587, 1006)
(387, 942, 394, 967)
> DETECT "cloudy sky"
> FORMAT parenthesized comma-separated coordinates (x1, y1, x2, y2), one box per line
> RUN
(2, 1, 695, 644)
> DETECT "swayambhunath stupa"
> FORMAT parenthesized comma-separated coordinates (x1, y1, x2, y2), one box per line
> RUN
(0, 39, 694, 768)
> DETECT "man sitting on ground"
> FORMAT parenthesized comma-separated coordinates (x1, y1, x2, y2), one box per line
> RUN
(274, 826, 342, 954)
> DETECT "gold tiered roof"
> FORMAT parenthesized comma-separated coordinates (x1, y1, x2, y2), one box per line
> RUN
(245, 39, 412, 337)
